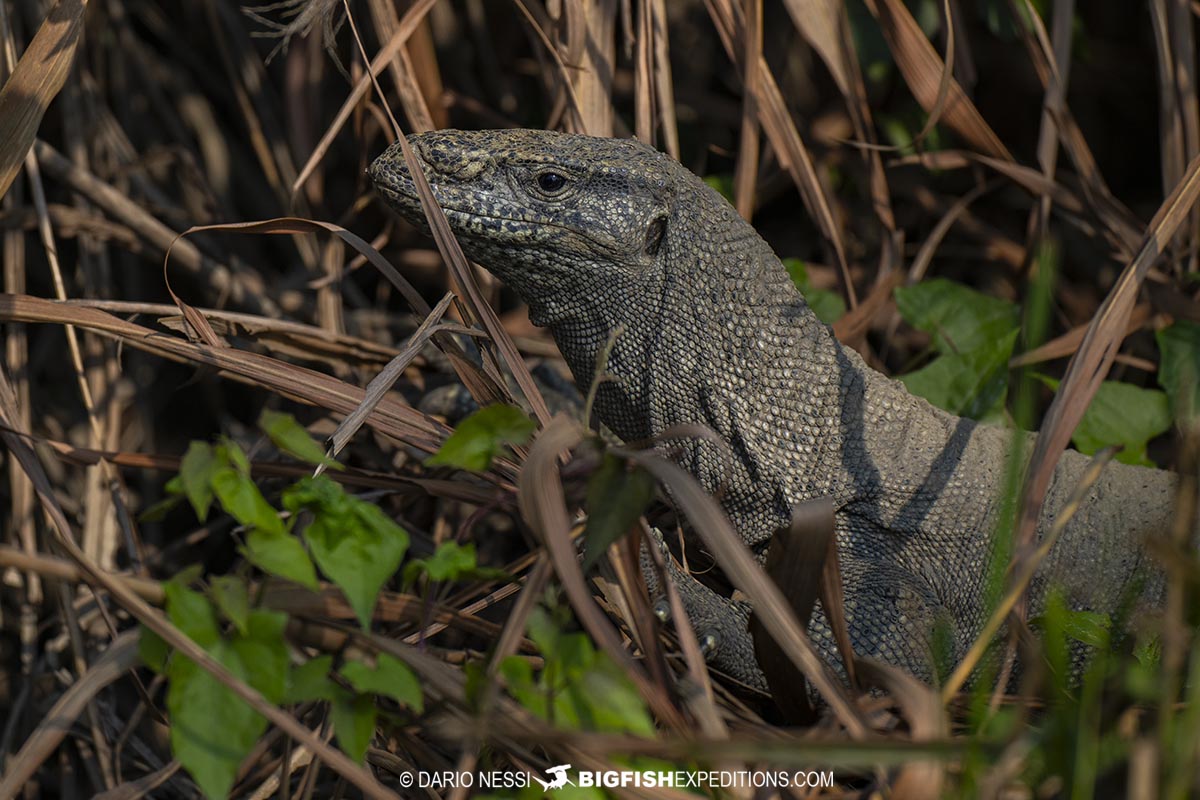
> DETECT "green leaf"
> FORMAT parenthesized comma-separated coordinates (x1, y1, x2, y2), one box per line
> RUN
(572, 658, 656, 736)
(894, 279, 1021, 420)
(555, 631, 596, 677)
(499, 655, 535, 692)
(880, 115, 916, 152)
(901, 329, 1018, 419)
(403, 540, 507, 585)
(1157, 321, 1200, 424)
(895, 278, 1021, 355)
(781, 258, 846, 324)
(211, 467, 285, 535)
(1059, 610, 1111, 649)
(1134, 636, 1161, 668)
(1126, 635, 1162, 701)
(515, 606, 653, 735)
(285, 655, 338, 703)
(209, 576, 250, 635)
(218, 438, 252, 476)
(1036, 589, 1074, 695)
(230, 610, 290, 704)
(259, 409, 342, 469)
(286, 477, 409, 628)
(331, 692, 376, 764)
(582, 454, 655, 570)
(415, 540, 478, 581)
(157, 573, 295, 796)
(340, 653, 423, 711)
(501, 655, 548, 719)
(1037, 378, 1171, 467)
(241, 529, 319, 590)
(159, 579, 293, 800)
(1073, 382, 1171, 466)
(526, 605, 568, 662)
(426, 404, 536, 472)
(164, 581, 220, 649)
(180, 441, 217, 522)
(138, 626, 170, 673)
(161, 589, 286, 799)
(167, 642, 267, 800)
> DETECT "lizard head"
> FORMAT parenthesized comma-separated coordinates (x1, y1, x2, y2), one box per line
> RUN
(368, 129, 790, 444)
(369, 129, 680, 325)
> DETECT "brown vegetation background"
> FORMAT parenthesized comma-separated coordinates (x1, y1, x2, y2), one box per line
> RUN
(0, 0, 1197, 797)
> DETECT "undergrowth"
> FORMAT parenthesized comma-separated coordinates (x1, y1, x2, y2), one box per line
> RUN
(2, 0, 1200, 798)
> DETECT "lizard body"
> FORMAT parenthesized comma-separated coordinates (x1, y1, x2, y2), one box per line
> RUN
(370, 129, 1173, 691)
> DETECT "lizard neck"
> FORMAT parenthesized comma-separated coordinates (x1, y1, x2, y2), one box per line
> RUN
(548, 307, 662, 442)
(627, 231, 1008, 542)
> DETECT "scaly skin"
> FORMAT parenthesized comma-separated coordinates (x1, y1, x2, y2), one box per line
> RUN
(370, 129, 1172, 692)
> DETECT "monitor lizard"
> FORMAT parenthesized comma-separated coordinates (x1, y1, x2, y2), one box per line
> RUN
(370, 128, 1176, 692)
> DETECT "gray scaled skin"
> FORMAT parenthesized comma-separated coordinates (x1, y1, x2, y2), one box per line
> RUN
(370, 129, 1174, 692)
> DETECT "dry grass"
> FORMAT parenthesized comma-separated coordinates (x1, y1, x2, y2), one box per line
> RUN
(0, 0, 1198, 797)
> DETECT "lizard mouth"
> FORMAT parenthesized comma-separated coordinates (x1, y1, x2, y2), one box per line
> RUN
(415, 203, 614, 250)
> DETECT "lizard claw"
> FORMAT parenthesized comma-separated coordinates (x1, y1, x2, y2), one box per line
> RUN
(652, 597, 671, 623)
(698, 629, 721, 660)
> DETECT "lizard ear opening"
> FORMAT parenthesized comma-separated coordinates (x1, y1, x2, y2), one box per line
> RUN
(644, 216, 667, 256)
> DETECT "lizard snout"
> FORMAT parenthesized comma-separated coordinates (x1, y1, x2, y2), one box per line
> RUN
(367, 141, 415, 192)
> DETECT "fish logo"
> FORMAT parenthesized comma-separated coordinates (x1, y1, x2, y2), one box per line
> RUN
(534, 764, 574, 792)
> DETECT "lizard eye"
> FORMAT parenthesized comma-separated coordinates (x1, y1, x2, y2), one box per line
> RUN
(536, 171, 569, 194)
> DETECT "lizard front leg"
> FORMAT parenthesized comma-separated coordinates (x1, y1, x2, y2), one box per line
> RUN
(642, 522, 955, 696)
(639, 528, 768, 692)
